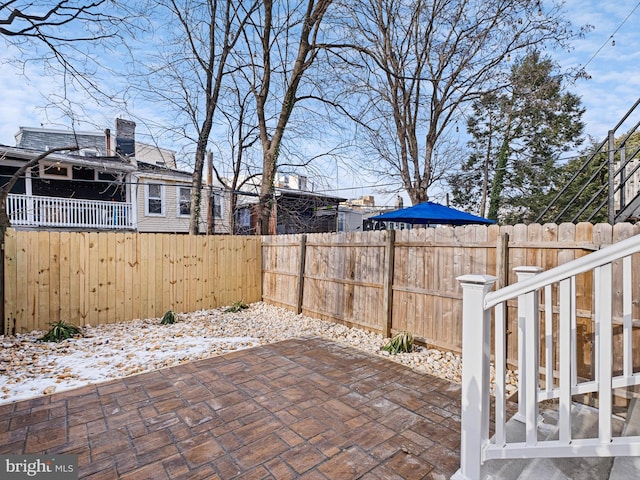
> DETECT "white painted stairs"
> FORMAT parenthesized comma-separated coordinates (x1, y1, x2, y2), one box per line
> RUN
(478, 400, 640, 480)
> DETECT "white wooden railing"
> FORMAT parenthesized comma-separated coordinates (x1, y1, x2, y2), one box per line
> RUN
(454, 233, 640, 480)
(7, 194, 134, 230)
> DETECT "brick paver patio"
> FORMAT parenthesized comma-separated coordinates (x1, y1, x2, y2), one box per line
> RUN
(0, 337, 464, 479)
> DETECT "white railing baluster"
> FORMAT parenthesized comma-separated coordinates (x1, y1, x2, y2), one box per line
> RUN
(495, 301, 507, 448)
(27, 194, 34, 224)
(454, 274, 497, 480)
(559, 278, 573, 445)
(596, 264, 613, 443)
(514, 266, 542, 432)
(623, 256, 632, 378)
(6, 194, 135, 230)
(571, 276, 578, 388)
(545, 284, 554, 394)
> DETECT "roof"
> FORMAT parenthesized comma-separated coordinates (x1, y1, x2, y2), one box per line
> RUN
(370, 201, 495, 225)
(14, 126, 177, 169)
(16, 127, 107, 154)
(135, 160, 193, 179)
(275, 187, 346, 203)
(0, 145, 136, 172)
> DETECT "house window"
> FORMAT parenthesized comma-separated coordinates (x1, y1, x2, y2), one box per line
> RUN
(39, 162, 71, 179)
(178, 187, 191, 217)
(238, 208, 251, 227)
(96, 171, 119, 182)
(212, 194, 222, 218)
(146, 183, 164, 216)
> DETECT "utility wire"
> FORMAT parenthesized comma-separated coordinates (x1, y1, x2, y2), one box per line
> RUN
(580, 1, 640, 72)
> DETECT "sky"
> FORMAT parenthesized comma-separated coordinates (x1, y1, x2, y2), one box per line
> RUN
(0, 0, 639, 207)
(557, 0, 640, 142)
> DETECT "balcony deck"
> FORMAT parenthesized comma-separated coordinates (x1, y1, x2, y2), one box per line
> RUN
(7, 194, 134, 230)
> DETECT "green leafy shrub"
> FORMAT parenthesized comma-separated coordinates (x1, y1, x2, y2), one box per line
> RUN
(382, 331, 414, 354)
(224, 301, 249, 313)
(37, 321, 82, 343)
(161, 310, 177, 325)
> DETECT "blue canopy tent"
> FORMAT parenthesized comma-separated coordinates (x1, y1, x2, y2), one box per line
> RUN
(369, 201, 495, 226)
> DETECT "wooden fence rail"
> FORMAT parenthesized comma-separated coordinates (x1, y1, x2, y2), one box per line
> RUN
(3, 229, 262, 334)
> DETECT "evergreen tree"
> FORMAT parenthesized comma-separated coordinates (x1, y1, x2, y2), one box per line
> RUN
(449, 52, 585, 223)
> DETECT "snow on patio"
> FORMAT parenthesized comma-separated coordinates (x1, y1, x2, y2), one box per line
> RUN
(0, 302, 503, 406)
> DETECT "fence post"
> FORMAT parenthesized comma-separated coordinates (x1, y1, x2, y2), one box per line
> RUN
(496, 232, 510, 289)
(296, 235, 307, 314)
(383, 229, 396, 338)
(453, 274, 497, 480)
(513, 266, 543, 436)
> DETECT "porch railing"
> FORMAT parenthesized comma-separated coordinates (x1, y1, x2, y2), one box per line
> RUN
(7, 194, 134, 230)
(454, 233, 640, 480)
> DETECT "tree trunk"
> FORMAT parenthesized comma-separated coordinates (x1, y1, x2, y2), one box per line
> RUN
(257, 148, 277, 235)
(0, 206, 7, 336)
(488, 136, 510, 221)
(228, 190, 236, 234)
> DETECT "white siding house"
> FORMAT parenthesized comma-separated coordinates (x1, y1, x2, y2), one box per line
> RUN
(133, 162, 208, 233)
(4, 121, 232, 234)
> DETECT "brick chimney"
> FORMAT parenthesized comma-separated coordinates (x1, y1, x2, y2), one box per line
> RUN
(115, 118, 135, 157)
(104, 128, 111, 155)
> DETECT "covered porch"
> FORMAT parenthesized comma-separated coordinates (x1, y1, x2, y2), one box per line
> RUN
(7, 194, 135, 230)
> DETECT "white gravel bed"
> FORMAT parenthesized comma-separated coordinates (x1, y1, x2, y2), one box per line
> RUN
(0, 302, 517, 405)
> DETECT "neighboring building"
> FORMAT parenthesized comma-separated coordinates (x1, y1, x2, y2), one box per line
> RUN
(2, 120, 224, 233)
(233, 174, 346, 235)
(271, 188, 345, 234)
(346, 195, 376, 208)
(275, 174, 314, 192)
(132, 161, 215, 234)
(0, 145, 137, 230)
(337, 206, 364, 232)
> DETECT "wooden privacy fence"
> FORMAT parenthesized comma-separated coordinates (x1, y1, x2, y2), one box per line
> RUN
(5, 222, 640, 378)
(3, 229, 262, 334)
(262, 222, 640, 374)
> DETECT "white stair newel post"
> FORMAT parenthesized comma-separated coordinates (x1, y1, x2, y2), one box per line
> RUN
(454, 274, 497, 480)
(513, 266, 543, 428)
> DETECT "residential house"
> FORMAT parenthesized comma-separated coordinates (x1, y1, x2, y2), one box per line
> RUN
(3, 119, 226, 233)
(132, 160, 226, 234)
(337, 206, 364, 232)
(1, 145, 136, 230)
(233, 174, 346, 235)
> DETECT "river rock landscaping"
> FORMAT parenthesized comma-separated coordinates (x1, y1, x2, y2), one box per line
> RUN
(0, 302, 517, 404)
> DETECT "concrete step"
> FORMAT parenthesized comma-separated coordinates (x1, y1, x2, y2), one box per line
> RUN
(609, 398, 640, 480)
(480, 403, 625, 480)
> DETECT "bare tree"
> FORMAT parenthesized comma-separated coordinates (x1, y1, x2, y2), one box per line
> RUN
(338, 0, 587, 205)
(237, 0, 334, 234)
(213, 77, 262, 234)
(1, 1, 146, 116)
(132, 0, 260, 234)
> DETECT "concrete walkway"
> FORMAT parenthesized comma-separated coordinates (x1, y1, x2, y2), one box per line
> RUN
(0, 337, 463, 479)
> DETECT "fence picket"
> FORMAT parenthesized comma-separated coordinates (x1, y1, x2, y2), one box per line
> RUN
(4, 230, 261, 331)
